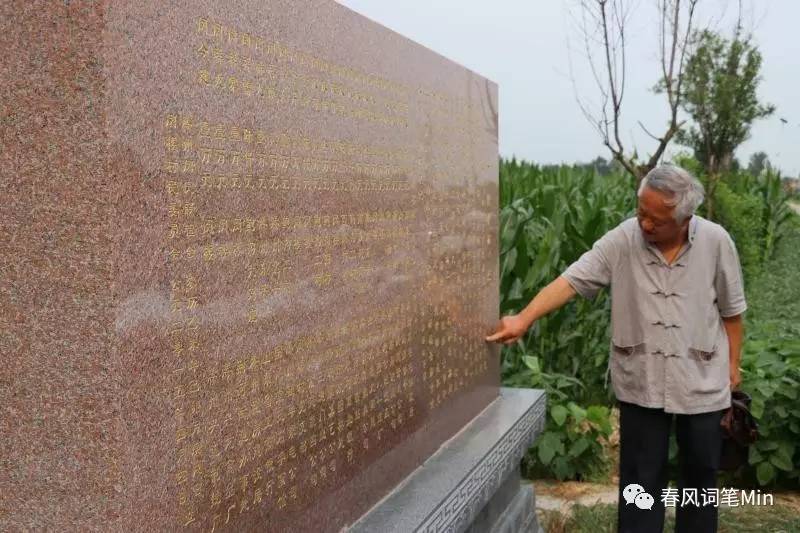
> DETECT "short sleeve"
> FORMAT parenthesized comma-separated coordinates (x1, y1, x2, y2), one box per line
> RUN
(714, 231, 748, 317)
(561, 225, 624, 300)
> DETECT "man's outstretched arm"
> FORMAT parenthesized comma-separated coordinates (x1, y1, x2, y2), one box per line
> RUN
(485, 276, 577, 345)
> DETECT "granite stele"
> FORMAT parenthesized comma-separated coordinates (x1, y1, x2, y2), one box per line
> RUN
(1, 1, 545, 531)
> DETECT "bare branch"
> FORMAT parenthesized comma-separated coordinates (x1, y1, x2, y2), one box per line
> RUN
(581, 5, 611, 99)
(568, 0, 699, 180)
(659, 0, 668, 87)
(565, 5, 609, 142)
(613, 0, 628, 106)
(673, 0, 699, 108)
(664, 0, 681, 110)
(599, 0, 626, 160)
(644, 0, 699, 171)
(737, 0, 743, 32)
(638, 121, 662, 141)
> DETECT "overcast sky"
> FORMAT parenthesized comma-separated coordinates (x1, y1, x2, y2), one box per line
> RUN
(337, 0, 800, 177)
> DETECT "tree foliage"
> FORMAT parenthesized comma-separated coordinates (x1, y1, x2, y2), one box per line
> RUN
(747, 151, 771, 176)
(677, 29, 775, 174)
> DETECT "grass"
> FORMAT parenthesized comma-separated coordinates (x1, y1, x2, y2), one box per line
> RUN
(538, 502, 800, 533)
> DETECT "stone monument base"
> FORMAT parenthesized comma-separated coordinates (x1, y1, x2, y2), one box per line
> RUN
(466, 471, 541, 533)
(348, 388, 546, 532)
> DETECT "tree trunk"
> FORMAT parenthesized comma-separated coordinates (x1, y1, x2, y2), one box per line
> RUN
(719, 151, 734, 174)
(704, 153, 719, 221)
(634, 163, 650, 191)
(706, 171, 720, 221)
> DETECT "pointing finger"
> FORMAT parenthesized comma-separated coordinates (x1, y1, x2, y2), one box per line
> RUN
(485, 330, 507, 342)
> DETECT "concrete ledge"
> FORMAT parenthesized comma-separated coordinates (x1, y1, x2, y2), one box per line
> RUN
(348, 388, 547, 533)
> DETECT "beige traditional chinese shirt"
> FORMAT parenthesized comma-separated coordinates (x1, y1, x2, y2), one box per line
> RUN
(561, 214, 747, 414)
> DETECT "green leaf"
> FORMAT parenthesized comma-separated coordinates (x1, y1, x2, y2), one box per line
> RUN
(750, 397, 765, 419)
(776, 441, 795, 462)
(567, 403, 586, 425)
(755, 382, 774, 398)
(568, 437, 591, 458)
(503, 248, 517, 274)
(779, 386, 798, 400)
(522, 356, 540, 373)
(551, 405, 569, 427)
(756, 440, 780, 452)
(537, 432, 564, 465)
(756, 462, 776, 485)
(508, 277, 523, 301)
(770, 453, 794, 472)
(586, 405, 608, 425)
(552, 456, 573, 480)
(748, 446, 763, 464)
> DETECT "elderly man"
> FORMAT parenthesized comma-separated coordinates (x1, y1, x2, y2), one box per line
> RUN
(486, 165, 746, 533)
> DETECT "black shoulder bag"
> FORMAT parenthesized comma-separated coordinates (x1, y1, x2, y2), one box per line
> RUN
(719, 390, 759, 471)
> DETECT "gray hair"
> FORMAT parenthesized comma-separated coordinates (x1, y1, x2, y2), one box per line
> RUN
(637, 164, 705, 223)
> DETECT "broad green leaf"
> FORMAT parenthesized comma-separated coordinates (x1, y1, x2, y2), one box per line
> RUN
(537, 432, 564, 465)
(568, 437, 591, 458)
(551, 405, 569, 427)
(770, 453, 794, 472)
(750, 397, 765, 419)
(748, 446, 763, 464)
(755, 382, 774, 398)
(586, 406, 608, 424)
(552, 457, 573, 480)
(522, 356, 540, 373)
(756, 440, 780, 452)
(756, 462, 776, 485)
(567, 403, 586, 425)
(777, 441, 795, 462)
(508, 277, 523, 301)
(779, 386, 798, 400)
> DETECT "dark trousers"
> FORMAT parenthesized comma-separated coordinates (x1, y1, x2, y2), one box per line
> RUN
(617, 400, 726, 533)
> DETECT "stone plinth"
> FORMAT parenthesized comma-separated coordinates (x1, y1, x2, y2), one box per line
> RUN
(349, 388, 547, 533)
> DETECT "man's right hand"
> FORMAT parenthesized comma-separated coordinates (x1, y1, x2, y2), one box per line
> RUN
(485, 314, 531, 345)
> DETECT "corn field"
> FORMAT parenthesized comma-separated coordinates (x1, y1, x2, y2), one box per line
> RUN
(499, 159, 635, 405)
(500, 157, 800, 485)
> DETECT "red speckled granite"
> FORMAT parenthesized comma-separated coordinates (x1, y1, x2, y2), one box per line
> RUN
(1, 1, 499, 531)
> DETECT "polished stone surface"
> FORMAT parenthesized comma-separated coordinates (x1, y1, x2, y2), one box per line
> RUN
(2, 1, 498, 531)
(348, 388, 546, 533)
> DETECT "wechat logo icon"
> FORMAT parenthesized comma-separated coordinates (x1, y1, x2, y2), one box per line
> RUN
(623, 483, 655, 510)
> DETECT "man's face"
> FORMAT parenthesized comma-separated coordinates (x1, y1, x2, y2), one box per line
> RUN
(636, 186, 688, 244)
